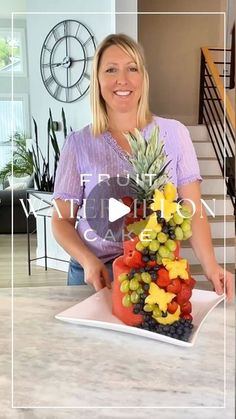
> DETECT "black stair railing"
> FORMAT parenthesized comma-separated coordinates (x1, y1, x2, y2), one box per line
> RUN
(198, 46, 235, 210)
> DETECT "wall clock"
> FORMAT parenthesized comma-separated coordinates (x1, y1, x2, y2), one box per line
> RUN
(40, 19, 96, 103)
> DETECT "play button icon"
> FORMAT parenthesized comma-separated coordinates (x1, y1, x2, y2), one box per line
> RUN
(108, 198, 131, 222)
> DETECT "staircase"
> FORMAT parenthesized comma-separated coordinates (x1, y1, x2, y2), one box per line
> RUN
(180, 125, 235, 284)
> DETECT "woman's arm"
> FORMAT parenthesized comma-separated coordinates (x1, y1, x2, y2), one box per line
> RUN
(177, 181, 233, 301)
(51, 199, 111, 291)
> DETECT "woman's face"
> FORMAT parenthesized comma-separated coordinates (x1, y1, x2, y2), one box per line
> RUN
(98, 45, 143, 115)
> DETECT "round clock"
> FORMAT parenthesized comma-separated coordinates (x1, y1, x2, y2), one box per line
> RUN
(40, 19, 96, 103)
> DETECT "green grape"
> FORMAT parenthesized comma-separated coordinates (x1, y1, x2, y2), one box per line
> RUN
(130, 291, 140, 304)
(173, 212, 184, 225)
(156, 254, 162, 264)
(133, 272, 142, 281)
(149, 240, 160, 252)
(158, 245, 170, 258)
(120, 279, 130, 293)
(168, 251, 175, 261)
(141, 272, 152, 283)
(149, 230, 157, 240)
(157, 232, 168, 243)
(165, 239, 177, 252)
(152, 306, 162, 317)
(181, 220, 191, 232)
(175, 226, 184, 240)
(136, 241, 145, 252)
(183, 230, 192, 240)
(118, 273, 129, 283)
(140, 239, 150, 247)
(129, 278, 140, 291)
(136, 286, 144, 295)
(144, 304, 154, 312)
(122, 294, 132, 307)
(168, 218, 176, 227)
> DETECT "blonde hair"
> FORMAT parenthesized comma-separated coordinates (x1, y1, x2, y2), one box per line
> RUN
(90, 33, 152, 136)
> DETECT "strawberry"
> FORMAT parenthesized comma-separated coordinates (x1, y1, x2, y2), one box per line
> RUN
(180, 313, 193, 321)
(122, 196, 134, 208)
(185, 277, 196, 289)
(124, 250, 145, 269)
(147, 260, 157, 268)
(156, 276, 171, 288)
(181, 301, 192, 314)
(167, 301, 179, 314)
(167, 278, 182, 294)
(176, 283, 192, 305)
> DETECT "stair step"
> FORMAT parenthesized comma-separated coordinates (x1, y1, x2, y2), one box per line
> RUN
(187, 125, 209, 141)
(208, 215, 234, 238)
(190, 263, 235, 281)
(201, 176, 225, 194)
(201, 194, 234, 216)
(194, 142, 216, 158)
(199, 159, 221, 175)
(180, 238, 235, 264)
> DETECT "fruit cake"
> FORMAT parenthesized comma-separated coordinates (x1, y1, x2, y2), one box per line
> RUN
(111, 127, 196, 342)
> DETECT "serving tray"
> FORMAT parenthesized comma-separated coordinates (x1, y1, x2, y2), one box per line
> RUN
(55, 287, 224, 347)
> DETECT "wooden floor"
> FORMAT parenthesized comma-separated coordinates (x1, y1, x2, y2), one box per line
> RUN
(0, 234, 67, 288)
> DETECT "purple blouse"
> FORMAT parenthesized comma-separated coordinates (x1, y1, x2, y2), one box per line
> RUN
(53, 115, 202, 263)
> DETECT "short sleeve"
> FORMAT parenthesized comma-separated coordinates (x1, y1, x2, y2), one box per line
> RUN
(52, 131, 84, 205)
(176, 122, 202, 187)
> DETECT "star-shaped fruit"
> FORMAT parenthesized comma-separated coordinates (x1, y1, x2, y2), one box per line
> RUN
(155, 305, 181, 325)
(150, 189, 177, 221)
(162, 258, 189, 280)
(145, 282, 175, 312)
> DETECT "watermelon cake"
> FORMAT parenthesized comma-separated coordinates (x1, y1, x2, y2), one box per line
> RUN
(111, 128, 196, 342)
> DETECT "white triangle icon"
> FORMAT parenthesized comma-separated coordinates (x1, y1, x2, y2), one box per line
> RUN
(108, 198, 131, 222)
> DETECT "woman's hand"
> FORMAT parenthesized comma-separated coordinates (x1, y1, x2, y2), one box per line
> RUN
(205, 263, 234, 302)
(83, 256, 112, 292)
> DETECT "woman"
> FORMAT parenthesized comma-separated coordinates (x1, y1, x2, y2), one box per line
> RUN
(52, 33, 233, 301)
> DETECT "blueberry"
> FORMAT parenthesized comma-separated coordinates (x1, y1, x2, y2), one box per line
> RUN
(153, 265, 160, 271)
(142, 256, 149, 262)
(170, 326, 175, 334)
(172, 333, 179, 339)
(170, 233, 176, 240)
(150, 254, 156, 260)
(142, 249, 149, 255)
(139, 267, 145, 272)
(144, 266, 151, 271)
(143, 284, 150, 291)
(133, 307, 140, 314)
(177, 328, 183, 335)
(162, 226, 169, 234)
(163, 326, 170, 332)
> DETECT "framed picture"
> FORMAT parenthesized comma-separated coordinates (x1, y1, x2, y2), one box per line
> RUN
(0, 28, 27, 76)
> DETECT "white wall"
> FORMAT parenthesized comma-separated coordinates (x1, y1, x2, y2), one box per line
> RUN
(115, 0, 137, 40)
(26, 0, 138, 158)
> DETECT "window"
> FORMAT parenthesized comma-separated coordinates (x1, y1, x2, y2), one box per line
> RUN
(0, 28, 27, 76)
(0, 95, 29, 171)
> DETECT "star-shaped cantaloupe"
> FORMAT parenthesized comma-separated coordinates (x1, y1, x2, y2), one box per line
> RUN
(145, 282, 175, 312)
(162, 258, 189, 280)
(154, 305, 181, 325)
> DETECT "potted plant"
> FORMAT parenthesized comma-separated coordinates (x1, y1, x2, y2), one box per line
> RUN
(0, 132, 34, 186)
(32, 107, 68, 192)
